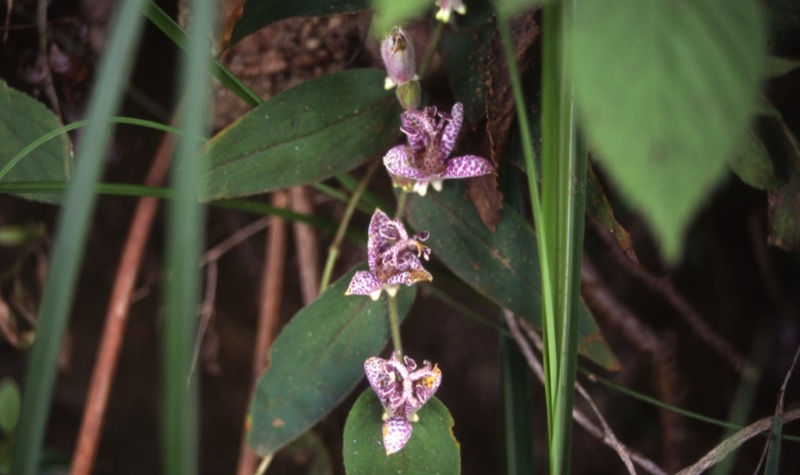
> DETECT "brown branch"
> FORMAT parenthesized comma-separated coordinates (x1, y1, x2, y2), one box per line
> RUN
(289, 186, 319, 305)
(582, 257, 686, 471)
(70, 134, 173, 475)
(236, 191, 289, 475)
(591, 219, 750, 374)
(676, 407, 800, 475)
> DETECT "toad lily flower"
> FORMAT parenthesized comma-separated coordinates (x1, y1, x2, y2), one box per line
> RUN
(345, 209, 432, 300)
(381, 26, 417, 90)
(435, 0, 467, 23)
(364, 352, 442, 454)
(384, 102, 493, 196)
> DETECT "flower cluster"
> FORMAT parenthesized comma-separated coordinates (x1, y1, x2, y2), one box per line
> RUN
(384, 102, 493, 196)
(364, 352, 442, 454)
(345, 209, 432, 301)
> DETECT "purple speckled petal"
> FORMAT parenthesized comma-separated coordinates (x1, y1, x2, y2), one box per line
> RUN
(441, 102, 464, 158)
(441, 155, 493, 179)
(345, 271, 382, 297)
(383, 417, 414, 455)
(386, 269, 432, 287)
(384, 145, 429, 180)
(367, 209, 393, 270)
(410, 362, 442, 408)
(365, 357, 395, 408)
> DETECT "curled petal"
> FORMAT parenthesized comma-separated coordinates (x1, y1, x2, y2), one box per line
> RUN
(384, 145, 428, 180)
(441, 102, 463, 158)
(383, 417, 413, 455)
(365, 357, 394, 408)
(442, 155, 493, 179)
(345, 271, 383, 299)
(411, 362, 442, 408)
(367, 209, 395, 269)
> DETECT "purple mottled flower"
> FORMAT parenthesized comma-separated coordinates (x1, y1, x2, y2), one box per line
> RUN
(345, 209, 432, 300)
(384, 102, 493, 196)
(435, 0, 467, 23)
(364, 352, 442, 454)
(381, 26, 417, 90)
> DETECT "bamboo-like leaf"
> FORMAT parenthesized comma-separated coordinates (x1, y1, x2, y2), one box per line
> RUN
(0, 81, 72, 203)
(567, 0, 766, 262)
(405, 182, 619, 370)
(343, 390, 459, 475)
(247, 267, 416, 455)
(197, 69, 401, 201)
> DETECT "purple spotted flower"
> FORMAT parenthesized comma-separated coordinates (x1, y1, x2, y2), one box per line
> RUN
(345, 209, 432, 300)
(383, 102, 493, 196)
(381, 26, 417, 90)
(435, 0, 467, 23)
(364, 352, 442, 455)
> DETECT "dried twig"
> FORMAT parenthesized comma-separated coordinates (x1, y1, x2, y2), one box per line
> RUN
(70, 133, 174, 475)
(236, 191, 289, 475)
(503, 310, 667, 475)
(675, 407, 800, 475)
(591, 219, 750, 374)
(582, 257, 686, 471)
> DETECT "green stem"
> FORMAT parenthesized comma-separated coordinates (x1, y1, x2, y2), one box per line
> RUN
(319, 160, 382, 292)
(419, 22, 444, 78)
(394, 189, 409, 219)
(387, 295, 403, 355)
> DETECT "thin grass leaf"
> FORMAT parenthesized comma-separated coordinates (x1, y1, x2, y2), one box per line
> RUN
(161, 0, 215, 472)
(10, 2, 147, 474)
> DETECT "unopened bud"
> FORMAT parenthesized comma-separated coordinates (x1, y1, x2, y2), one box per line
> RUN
(381, 27, 417, 90)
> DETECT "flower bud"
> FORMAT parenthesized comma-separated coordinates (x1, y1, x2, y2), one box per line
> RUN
(381, 27, 417, 90)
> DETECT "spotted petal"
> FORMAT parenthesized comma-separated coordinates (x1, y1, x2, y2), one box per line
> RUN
(367, 209, 396, 270)
(386, 269, 433, 287)
(345, 271, 383, 300)
(410, 362, 442, 409)
(441, 102, 463, 158)
(364, 357, 395, 408)
(442, 155, 493, 179)
(383, 416, 413, 455)
(384, 145, 429, 180)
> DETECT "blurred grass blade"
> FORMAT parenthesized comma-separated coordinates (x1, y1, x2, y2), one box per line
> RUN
(161, 0, 215, 473)
(144, 1, 262, 108)
(11, 2, 147, 474)
(540, 0, 585, 472)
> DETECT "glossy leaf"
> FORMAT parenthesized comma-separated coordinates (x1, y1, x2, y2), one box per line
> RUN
(0, 80, 72, 203)
(343, 389, 459, 475)
(568, 0, 766, 262)
(247, 267, 416, 455)
(198, 70, 401, 201)
(222, 0, 370, 49)
(406, 182, 619, 370)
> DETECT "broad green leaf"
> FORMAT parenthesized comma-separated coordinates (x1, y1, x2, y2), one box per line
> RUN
(247, 267, 416, 455)
(406, 182, 619, 370)
(0, 379, 20, 435)
(0, 80, 72, 203)
(198, 70, 401, 201)
(222, 0, 370, 49)
(343, 390, 459, 475)
(568, 0, 766, 262)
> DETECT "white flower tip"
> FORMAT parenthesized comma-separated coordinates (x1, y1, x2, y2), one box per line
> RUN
(431, 179, 444, 192)
(413, 181, 430, 196)
(369, 289, 383, 301)
(385, 286, 399, 298)
(435, 9, 451, 23)
(384, 77, 396, 90)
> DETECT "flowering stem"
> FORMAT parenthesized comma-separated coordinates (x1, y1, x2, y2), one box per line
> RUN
(387, 295, 403, 355)
(394, 189, 409, 219)
(319, 159, 381, 292)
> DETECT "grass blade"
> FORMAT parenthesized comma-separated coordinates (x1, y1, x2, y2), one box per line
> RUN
(10, 2, 147, 474)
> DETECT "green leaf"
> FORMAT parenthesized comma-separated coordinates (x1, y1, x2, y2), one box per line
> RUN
(567, 0, 766, 262)
(343, 390, 459, 475)
(247, 267, 416, 455)
(223, 0, 370, 49)
(0, 80, 72, 203)
(198, 70, 401, 201)
(406, 182, 619, 370)
(370, 0, 430, 36)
